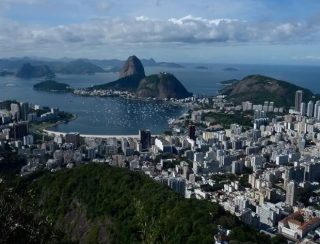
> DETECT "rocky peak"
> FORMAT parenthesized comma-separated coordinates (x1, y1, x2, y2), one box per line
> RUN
(119, 55, 145, 79)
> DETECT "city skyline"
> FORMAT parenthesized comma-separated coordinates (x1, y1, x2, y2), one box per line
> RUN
(0, 0, 320, 64)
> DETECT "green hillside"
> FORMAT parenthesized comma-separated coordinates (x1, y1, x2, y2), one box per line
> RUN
(90, 74, 144, 92)
(220, 75, 315, 108)
(13, 164, 280, 243)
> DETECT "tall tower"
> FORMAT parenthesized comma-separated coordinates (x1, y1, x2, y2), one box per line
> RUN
(307, 101, 314, 117)
(300, 102, 306, 116)
(20, 102, 29, 121)
(10, 103, 20, 121)
(295, 90, 303, 112)
(315, 101, 320, 119)
(286, 181, 296, 206)
(139, 129, 151, 150)
(188, 125, 196, 140)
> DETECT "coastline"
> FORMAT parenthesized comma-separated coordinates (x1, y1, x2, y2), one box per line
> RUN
(43, 129, 143, 139)
(31, 112, 78, 135)
(72, 89, 192, 108)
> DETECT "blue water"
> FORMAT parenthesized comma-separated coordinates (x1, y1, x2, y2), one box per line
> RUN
(0, 63, 319, 135)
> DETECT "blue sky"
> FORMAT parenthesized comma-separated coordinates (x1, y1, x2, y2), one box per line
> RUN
(0, 0, 320, 64)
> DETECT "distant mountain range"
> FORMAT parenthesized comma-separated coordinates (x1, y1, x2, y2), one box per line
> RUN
(16, 63, 55, 79)
(0, 57, 184, 77)
(90, 55, 191, 99)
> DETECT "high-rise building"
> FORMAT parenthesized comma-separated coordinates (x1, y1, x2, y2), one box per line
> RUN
(188, 124, 196, 140)
(300, 102, 306, 116)
(23, 134, 34, 146)
(314, 101, 320, 118)
(65, 132, 80, 148)
(20, 102, 29, 121)
(168, 177, 186, 196)
(268, 102, 274, 112)
(10, 103, 20, 121)
(139, 129, 151, 150)
(256, 202, 281, 227)
(295, 90, 303, 112)
(286, 181, 296, 206)
(263, 101, 269, 112)
(12, 122, 29, 140)
(307, 101, 314, 117)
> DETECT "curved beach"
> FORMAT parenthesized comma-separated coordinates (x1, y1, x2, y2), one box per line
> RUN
(43, 129, 159, 139)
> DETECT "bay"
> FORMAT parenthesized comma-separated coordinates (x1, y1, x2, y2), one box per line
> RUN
(0, 63, 319, 135)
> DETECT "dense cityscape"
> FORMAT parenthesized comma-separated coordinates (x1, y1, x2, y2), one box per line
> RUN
(1, 87, 320, 242)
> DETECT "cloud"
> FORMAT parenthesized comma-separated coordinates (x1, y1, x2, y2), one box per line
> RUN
(0, 15, 319, 54)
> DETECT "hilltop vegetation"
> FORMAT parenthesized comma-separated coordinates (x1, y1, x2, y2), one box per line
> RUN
(220, 75, 315, 108)
(0, 183, 63, 243)
(12, 164, 282, 243)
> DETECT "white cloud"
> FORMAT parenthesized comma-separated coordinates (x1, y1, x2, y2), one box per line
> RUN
(0, 15, 319, 54)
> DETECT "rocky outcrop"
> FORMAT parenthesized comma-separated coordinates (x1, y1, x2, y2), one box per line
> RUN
(119, 55, 145, 78)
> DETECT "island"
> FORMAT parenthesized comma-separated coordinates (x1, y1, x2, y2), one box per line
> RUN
(223, 67, 239, 71)
(157, 62, 184, 68)
(33, 80, 72, 92)
(0, 70, 14, 76)
(195, 66, 209, 70)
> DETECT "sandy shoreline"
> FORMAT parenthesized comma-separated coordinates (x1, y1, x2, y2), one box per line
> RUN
(43, 129, 150, 139)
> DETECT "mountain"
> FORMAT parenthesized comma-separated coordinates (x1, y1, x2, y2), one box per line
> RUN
(90, 56, 191, 99)
(119, 55, 145, 78)
(90, 59, 124, 69)
(220, 75, 315, 108)
(33, 80, 71, 92)
(137, 73, 192, 99)
(141, 58, 157, 66)
(0, 57, 185, 74)
(16, 63, 55, 79)
(57, 59, 105, 74)
(13, 164, 274, 243)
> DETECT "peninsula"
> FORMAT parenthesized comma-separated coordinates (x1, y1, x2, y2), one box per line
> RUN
(75, 55, 192, 99)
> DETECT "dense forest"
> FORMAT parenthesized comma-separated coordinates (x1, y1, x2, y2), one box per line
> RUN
(1, 158, 286, 243)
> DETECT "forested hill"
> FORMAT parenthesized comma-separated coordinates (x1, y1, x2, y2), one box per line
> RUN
(220, 75, 315, 108)
(11, 164, 283, 243)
